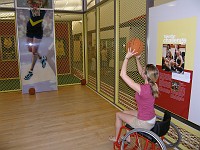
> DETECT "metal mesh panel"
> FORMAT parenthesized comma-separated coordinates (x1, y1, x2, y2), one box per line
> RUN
(87, 10, 97, 90)
(0, 10, 20, 92)
(99, 0, 114, 100)
(118, 0, 146, 109)
(154, 0, 174, 6)
(55, 13, 83, 85)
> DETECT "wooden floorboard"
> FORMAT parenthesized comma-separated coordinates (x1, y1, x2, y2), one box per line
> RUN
(0, 85, 118, 150)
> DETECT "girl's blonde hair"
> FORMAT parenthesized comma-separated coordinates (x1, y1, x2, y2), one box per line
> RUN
(145, 64, 159, 98)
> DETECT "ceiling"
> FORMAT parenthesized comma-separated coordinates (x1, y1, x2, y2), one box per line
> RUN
(0, 0, 95, 10)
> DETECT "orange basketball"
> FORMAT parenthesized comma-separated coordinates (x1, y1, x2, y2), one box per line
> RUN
(126, 38, 144, 56)
(29, 88, 35, 95)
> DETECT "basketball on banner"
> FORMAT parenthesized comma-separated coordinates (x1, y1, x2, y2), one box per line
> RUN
(29, 88, 35, 95)
(27, 0, 43, 17)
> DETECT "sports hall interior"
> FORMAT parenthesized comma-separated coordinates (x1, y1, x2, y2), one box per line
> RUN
(0, 0, 199, 149)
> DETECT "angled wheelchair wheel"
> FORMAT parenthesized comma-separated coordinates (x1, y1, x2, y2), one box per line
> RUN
(120, 128, 167, 150)
(156, 115, 182, 149)
(165, 121, 182, 149)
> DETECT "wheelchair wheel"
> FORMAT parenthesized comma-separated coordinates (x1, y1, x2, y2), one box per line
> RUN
(165, 121, 182, 149)
(120, 128, 167, 150)
(156, 115, 182, 149)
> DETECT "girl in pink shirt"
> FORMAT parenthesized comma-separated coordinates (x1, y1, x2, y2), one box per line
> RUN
(109, 48, 159, 143)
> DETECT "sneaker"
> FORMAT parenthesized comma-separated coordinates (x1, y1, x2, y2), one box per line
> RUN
(108, 136, 117, 143)
(24, 71, 33, 80)
(41, 56, 47, 68)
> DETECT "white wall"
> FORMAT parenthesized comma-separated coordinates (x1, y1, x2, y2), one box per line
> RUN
(149, 0, 200, 125)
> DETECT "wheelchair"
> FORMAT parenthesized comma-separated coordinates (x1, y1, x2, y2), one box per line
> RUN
(113, 110, 182, 150)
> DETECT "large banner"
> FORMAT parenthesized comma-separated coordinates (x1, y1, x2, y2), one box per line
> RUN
(149, 0, 200, 125)
(155, 17, 196, 119)
(16, 0, 57, 94)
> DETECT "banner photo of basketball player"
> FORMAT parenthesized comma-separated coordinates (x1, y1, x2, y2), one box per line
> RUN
(16, 7, 57, 94)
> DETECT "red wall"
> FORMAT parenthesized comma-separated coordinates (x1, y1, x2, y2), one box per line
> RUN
(0, 21, 19, 78)
(55, 22, 70, 74)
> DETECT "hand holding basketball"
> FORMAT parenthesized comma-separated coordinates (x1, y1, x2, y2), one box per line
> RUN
(125, 48, 139, 59)
(126, 38, 144, 56)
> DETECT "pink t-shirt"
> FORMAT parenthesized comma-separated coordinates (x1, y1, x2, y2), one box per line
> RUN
(135, 84, 155, 121)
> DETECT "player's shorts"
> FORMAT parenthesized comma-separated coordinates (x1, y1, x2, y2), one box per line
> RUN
(26, 24, 43, 39)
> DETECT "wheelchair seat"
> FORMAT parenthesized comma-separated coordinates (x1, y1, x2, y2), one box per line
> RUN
(125, 110, 171, 143)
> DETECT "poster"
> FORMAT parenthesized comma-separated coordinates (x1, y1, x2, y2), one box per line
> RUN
(162, 44, 185, 74)
(154, 17, 197, 119)
(16, 0, 57, 94)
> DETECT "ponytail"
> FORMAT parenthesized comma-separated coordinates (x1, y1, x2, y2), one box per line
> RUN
(145, 64, 159, 98)
(148, 80, 159, 98)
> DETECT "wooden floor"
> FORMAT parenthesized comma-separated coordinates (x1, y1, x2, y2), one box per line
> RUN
(0, 85, 119, 150)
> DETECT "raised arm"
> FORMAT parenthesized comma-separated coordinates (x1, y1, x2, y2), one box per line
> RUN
(120, 48, 141, 93)
(135, 55, 145, 79)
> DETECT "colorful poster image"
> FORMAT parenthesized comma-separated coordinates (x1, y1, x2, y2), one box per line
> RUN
(162, 44, 185, 74)
(16, 9, 57, 94)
